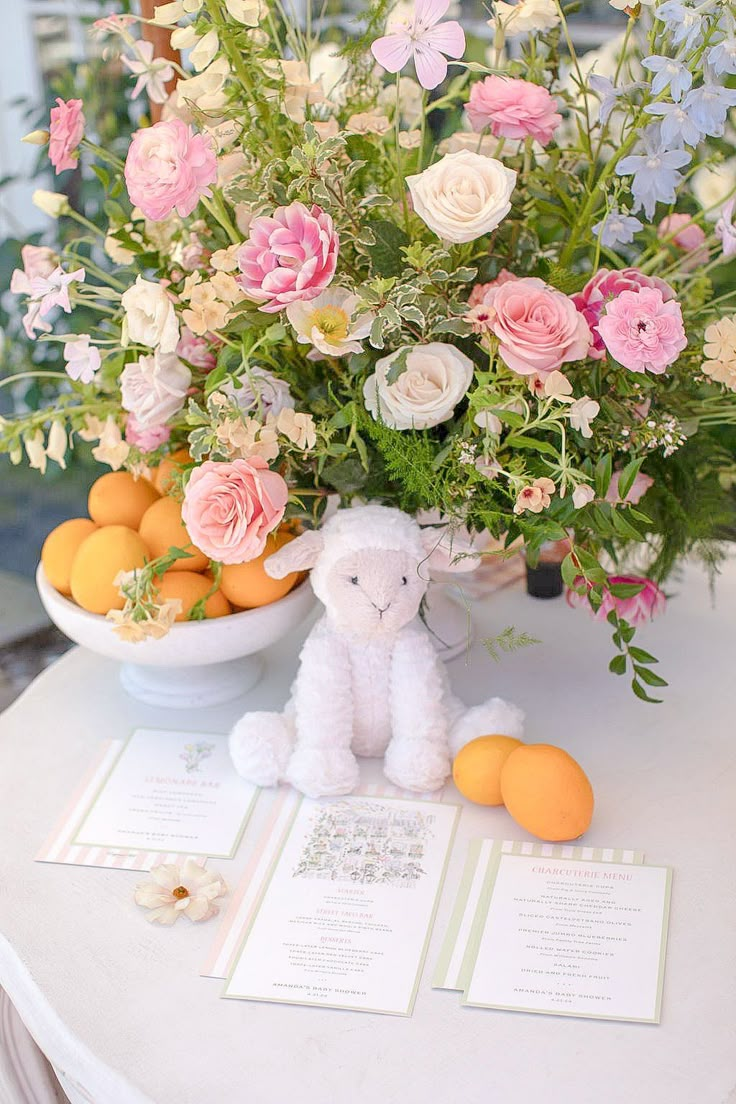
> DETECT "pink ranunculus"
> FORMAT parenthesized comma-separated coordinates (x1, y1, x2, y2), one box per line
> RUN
(605, 469, 654, 505)
(567, 575, 666, 626)
(181, 458, 289, 564)
(236, 202, 339, 313)
(658, 214, 708, 272)
(466, 76, 562, 146)
(597, 286, 687, 375)
(125, 413, 171, 453)
(176, 326, 217, 371)
(572, 268, 675, 360)
(124, 119, 217, 222)
(468, 269, 517, 306)
(480, 276, 591, 377)
(48, 98, 85, 174)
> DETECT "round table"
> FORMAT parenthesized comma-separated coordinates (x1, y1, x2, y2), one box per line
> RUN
(1, 561, 735, 1104)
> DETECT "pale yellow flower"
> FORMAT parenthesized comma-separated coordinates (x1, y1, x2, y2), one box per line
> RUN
(24, 430, 47, 474)
(76, 414, 106, 443)
(399, 129, 422, 149)
(275, 408, 317, 450)
(182, 282, 230, 335)
(225, 0, 266, 24)
(210, 271, 245, 306)
(543, 370, 573, 399)
(346, 112, 392, 137)
(215, 415, 280, 462)
(702, 316, 736, 391)
(189, 29, 219, 71)
(91, 416, 130, 470)
(46, 421, 68, 469)
(211, 244, 241, 273)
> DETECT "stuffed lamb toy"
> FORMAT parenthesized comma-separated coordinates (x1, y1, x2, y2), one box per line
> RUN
(229, 505, 524, 798)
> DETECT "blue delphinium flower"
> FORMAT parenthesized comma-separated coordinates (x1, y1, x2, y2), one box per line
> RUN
(588, 74, 622, 126)
(644, 102, 703, 148)
(656, 2, 704, 51)
(642, 56, 693, 102)
(617, 131, 692, 220)
(592, 208, 643, 248)
(707, 39, 736, 78)
(683, 82, 736, 138)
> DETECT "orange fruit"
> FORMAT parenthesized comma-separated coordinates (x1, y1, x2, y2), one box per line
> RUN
(138, 496, 208, 572)
(153, 448, 192, 495)
(219, 528, 299, 609)
(500, 744, 594, 842)
(70, 525, 150, 614)
(452, 734, 524, 806)
(155, 571, 231, 621)
(88, 471, 159, 529)
(41, 518, 98, 595)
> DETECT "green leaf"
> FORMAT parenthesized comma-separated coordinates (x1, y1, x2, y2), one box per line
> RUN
(609, 654, 627, 675)
(366, 219, 410, 278)
(617, 456, 644, 501)
(610, 508, 644, 541)
(632, 678, 663, 704)
(634, 665, 668, 688)
(594, 453, 613, 499)
(629, 646, 658, 665)
(560, 553, 580, 589)
(504, 434, 559, 457)
(607, 581, 645, 598)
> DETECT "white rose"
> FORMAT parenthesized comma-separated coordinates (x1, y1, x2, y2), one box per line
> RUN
(363, 343, 473, 430)
(491, 0, 560, 37)
(406, 151, 516, 245)
(121, 351, 191, 428)
(692, 158, 736, 220)
(121, 276, 179, 353)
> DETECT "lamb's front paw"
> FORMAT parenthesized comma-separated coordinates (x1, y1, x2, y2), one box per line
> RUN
(286, 747, 360, 798)
(384, 741, 451, 794)
(229, 712, 293, 787)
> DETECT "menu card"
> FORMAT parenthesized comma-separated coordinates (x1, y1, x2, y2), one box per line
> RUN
(224, 794, 459, 1015)
(71, 728, 258, 859)
(462, 852, 671, 1022)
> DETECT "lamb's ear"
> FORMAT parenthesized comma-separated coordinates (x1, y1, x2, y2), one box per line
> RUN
(265, 529, 324, 579)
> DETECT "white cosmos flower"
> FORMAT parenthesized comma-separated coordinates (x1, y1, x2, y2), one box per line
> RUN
(363, 342, 473, 430)
(286, 289, 374, 357)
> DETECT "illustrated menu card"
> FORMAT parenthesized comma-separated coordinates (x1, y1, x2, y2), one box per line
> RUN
(463, 852, 671, 1023)
(224, 795, 459, 1015)
(70, 728, 259, 859)
(434, 838, 645, 993)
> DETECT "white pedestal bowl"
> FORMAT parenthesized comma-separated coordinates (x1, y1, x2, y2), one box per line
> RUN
(36, 564, 316, 708)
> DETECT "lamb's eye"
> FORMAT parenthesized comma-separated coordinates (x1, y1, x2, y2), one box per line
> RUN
(350, 576, 359, 585)
(401, 576, 408, 585)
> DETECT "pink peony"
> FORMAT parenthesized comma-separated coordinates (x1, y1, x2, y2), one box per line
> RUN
(125, 414, 171, 453)
(237, 202, 339, 313)
(605, 469, 654, 505)
(658, 214, 708, 271)
(48, 98, 85, 174)
(181, 458, 289, 564)
(466, 76, 561, 146)
(597, 286, 687, 375)
(176, 327, 217, 371)
(567, 575, 665, 626)
(479, 276, 591, 376)
(572, 268, 675, 360)
(124, 119, 217, 222)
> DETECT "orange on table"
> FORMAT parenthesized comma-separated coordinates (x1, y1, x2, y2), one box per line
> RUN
(138, 496, 208, 572)
(41, 518, 98, 595)
(500, 743, 594, 842)
(153, 448, 192, 495)
(155, 571, 231, 621)
(70, 525, 150, 614)
(219, 528, 299, 609)
(452, 734, 524, 806)
(88, 471, 159, 529)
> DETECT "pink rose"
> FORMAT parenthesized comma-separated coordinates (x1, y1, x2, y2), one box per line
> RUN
(480, 276, 591, 376)
(124, 119, 217, 222)
(48, 98, 85, 174)
(176, 327, 217, 371)
(237, 202, 339, 313)
(572, 268, 675, 360)
(597, 286, 687, 375)
(181, 458, 289, 564)
(468, 269, 517, 306)
(658, 214, 708, 271)
(125, 413, 171, 453)
(605, 469, 654, 505)
(466, 77, 561, 146)
(567, 575, 665, 626)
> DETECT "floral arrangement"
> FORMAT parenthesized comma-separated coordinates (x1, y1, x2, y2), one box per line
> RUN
(3, 0, 736, 699)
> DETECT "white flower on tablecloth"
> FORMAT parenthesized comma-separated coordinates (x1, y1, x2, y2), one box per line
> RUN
(134, 859, 227, 924)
